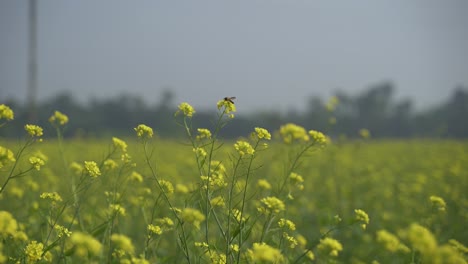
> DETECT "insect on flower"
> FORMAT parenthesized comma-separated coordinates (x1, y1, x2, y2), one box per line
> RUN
(224, 97, 236, 104)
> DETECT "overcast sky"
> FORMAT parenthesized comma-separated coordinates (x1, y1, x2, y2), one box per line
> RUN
(1, 0, 467, 113)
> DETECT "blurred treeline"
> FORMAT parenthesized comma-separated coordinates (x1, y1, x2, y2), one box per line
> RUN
(1, 82, 468, 139)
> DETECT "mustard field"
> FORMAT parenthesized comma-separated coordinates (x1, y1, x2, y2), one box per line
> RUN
(1, 103, 467, 263)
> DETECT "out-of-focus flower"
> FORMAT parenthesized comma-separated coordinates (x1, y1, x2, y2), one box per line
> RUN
(49, 111, 69, 126)
(176, 102, 196, 117)
(0, 104, 14, 121)
(134, 124, 154, 139)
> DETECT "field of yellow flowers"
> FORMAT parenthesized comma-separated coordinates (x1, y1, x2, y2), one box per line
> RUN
(1, 102, 467, 263)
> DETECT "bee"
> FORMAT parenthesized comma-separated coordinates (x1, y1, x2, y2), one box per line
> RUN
(224, 97, 236, 104)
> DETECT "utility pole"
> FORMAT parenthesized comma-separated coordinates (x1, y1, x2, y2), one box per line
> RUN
(27, 0, 38, 122)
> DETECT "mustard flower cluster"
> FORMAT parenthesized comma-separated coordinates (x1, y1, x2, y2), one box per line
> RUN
(54, 225, 72, 238)
(103, 159, 118, 171)
(376, 230, 410, 253)
(0, 104, 14, 121)
(234, 140, 255, 156)
(405, 223, 437, 253)
(129, 171, 143, 182)
(0, 146, 16, 169)
(109, 204, 126, 216)
(232, 208, 247, 223)
(176, 102, 196, 117)
(354, 209, 370, 230)
(196, 128, 212, 140)
(111, 234, 135, 255)
(258, 196, 286, 214)
(279, 123, 309, 143)
(253, 127, 272, 140)
(48, 110, 69, 126)
(84, 161, 101, 178)
(217, 98, 236, 118)
(180, 208, 205, 229)
(158, 179, 174, 194)
(283, 232, 299, 248)
(147, 224, 162, 235)
(429, 195, 447, 212)
(40, 192, 63, 202)
(24, 124, 43, 138)
(247, 243, 284, 263)
(257, 179, 272, 190)
(0, 211, 19, 237)
(69, 232, 103, 257)
(289, 172, 304, 191)
(29, 156, 45, 171)
(317, 237, 343, 257)
(210, 196, 225, 207)
(24, 241, 44, 262)
(134, 124, 154, 139)
(308, 130, 328, 146)
(193, 147, 207, 159)
(154, 217, 174, 232)
(112, 137, 128, 152)
(278, 218, 296, 231)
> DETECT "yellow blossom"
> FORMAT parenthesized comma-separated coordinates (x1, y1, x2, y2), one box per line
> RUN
(0, 104, 14, 121)
(175, 183, 189, 194)
(258, 196, 285, 214)
(130, 171, 143, 182)
(317, 237, 343, 257)
(49, 110, 69, 126)
(159, 179, 174, 194)
(253, 127, 272, 140)
(308, 130, 328, 146)
(40, 192, 63, 202)
(247, 243, 284, 263)
(180, 208, 205, 229)
(24, 241, 44, 262)
(359, 128, 371, 139)
(196, 128, 212, 140)
(176, 102, 196, 117)
(54, 225, 72, 238)
(257, 179, 272, 190)
(193, 147, 207, 158)
(354, 209, 370, 229)
(278, 218, 296, 231)
(111, 234, 135, 254)
(0, 146, 16, 169)
(0, 211, 19, 236)
(325, 96, 339, 112)
(234, 140, 255, 156)
(429, 195, 447, 212)
(376, 230, 410, 253)
(29, 156, 45, 171)
(24, 124, 43, 138)
(279, 123, 309, 143)
(112, 137, 128, 152)
(69, 232, 103, 257)
(210, 196, 225, 207)
(134, 124, 154, 139)
(148, 224, 162, 235)
(84, 161, 101, 178)
(217, 98, 236, 116)
(109, 204, 126, 216)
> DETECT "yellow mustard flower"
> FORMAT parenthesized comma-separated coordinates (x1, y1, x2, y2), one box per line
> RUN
(112, 137, 128, 152)
(24, 241, 44, 262)
(159, 179, 174, 194)
(253, 127, 272, 140)
(54, 225, 72, 238)
(283, 232, 299, 248)
(109, 204, 126, 216)
(84, 161, 101, 178)
(354, 209, 370, 230)
(180, 208, 205, 229)
(40, 192, 63, 202)
(130, 171, 143, 182)
(29, 156, 45, 171)
(196, 128, 212, 140)
(134, 124, 154, 139)
(49, 110, 69, 126)
(176, 102, 196, 117)
(154, 217, 174, 231)
(148, 224, 162, 235)
(234, 140, 255, 156)
(278, 218, 296, 231)
(429, 195, 447, 212)
(359, 128, 371, 139)
(193, 147, 207, 159)
(247, 242, 284, 263)
(210, 196, 225, 207)
(0, 146, 16, 169)
(217, 98, 236, 117)
(308, 130, 328, 146)
(0, 211, 19, 236)
(279, 123, 309, 143)
(317, 237, 343, 257)
(376, 229, 410, 253)
(24, 124, 43, 138)
(111, 234, 135, 254)
(69, 232, 103, 257)
(0, 104, 14, 121)
(257, 179, 272, 190)
(325, 96, 339, 112)
(258, 196, 285, 214)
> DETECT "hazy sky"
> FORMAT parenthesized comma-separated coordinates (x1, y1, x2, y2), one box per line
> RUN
(1, 0, 467, 113)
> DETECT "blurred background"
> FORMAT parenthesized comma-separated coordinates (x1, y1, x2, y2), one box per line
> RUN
(1, 0, 468, 138)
